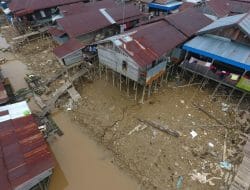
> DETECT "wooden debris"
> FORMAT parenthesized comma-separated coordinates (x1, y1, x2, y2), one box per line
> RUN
(138, 118, 181, 137)
(192, 103, 226, 127)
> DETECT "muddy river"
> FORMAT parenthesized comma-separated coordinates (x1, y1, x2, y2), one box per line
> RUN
(0, 36, 139, 190)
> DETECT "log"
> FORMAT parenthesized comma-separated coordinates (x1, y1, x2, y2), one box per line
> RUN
(138, 118, 181, 137)
(192, 103, 225, 126)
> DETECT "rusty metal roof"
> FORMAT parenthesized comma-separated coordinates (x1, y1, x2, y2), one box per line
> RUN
(57, 3, 142, 38)
(57, 10, 111, 38)
(201, 0, 231, 17)
(229, 0, 250, 14)
(53, 38, 85, 59)
(0, 102, 54, 190)
(59, 0, 115, 16)
(9, 0, 84, 16)
(165, 7, 213, 37)
(105, 20, 187, 67)
(48, 27, 66, 37)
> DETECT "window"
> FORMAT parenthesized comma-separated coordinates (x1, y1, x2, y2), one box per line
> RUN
(122, 61, 128, 71)
(40, 10, 46, 18)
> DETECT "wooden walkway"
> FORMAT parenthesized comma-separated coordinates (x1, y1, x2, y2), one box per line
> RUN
(230, 135, 250, 190)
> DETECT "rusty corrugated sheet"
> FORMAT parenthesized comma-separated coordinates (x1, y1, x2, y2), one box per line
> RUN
(165, 7, 212, 37)
(230, 0, 250, 14)
(117, 20, 187, 67)
(59, 0, 115, 16)
(53, 38, 85, 58)
(0, 113, 54, 189)
(57, 3, 142, 38)
(9, 0, 84, 15)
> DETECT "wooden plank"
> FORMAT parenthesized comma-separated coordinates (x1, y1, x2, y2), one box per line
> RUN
(67, 86, 81, 102)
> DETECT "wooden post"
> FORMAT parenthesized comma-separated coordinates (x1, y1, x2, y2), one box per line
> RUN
(160, 74, 164, 87)
(237, 92, 247, 109)
(226, 88, 235, 102)
(134, 82, 138, 101)
(141, 85, 146, 103)
(127, 78, 130, 96)
(112, 71, 115, 86)
(211, 82, 221, 98)
(119, 73, 122, 91)
(147, 84, 152, 98)
(99, 62, 102, 79)
(105, 65, 108, 81)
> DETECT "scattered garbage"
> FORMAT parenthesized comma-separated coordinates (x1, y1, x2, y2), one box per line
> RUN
(208, 142, 214, 148)
(221, 103, 229, 112)
(176, 176, 184, 189)
(219, 161, 232, 170)
(180, 100, 185, 104)
(190, 130, 198, 139)
(190, 170, 222, 186)
(128, 124, 148, 135)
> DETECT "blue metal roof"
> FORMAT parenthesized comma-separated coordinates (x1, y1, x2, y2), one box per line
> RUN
(183, 35, 250, 71)
(148, 1, 182, 11)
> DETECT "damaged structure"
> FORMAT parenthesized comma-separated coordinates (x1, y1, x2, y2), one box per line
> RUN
(180, 12, 250, 107)
(97, 8, 212, 101)
(0, 101, 54, 190)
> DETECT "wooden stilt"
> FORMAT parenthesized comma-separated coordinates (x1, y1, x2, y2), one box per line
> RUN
(112, 71, 115, 86)
(237, 92, 247, 109)
(133, 81, 136, 90)
(105, 66, 108, 81)
(119, 74, 122, 91)
(188, 73, 196, 85)
(134, 82, 138, 101)
(99, 62, 102, 79)
(160, 74, 164, 87)
(141, 85, 146, 103)
(211, 83, 221, 98)
(226, 88, 235, 102)
(148, 84, 152, 98)
(127, 78, 130, 96)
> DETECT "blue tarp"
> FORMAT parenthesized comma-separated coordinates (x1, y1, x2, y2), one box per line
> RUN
(148, 1, 182, 12)
(183, 35, 250, 71)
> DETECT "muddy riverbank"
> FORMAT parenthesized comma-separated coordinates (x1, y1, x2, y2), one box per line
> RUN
(0, 32, 140, 190)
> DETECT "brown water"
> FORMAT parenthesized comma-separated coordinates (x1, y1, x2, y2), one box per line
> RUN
(49, 112, 139, 190)
(1, 57, 28, 92)
(0, 35, 139, 190)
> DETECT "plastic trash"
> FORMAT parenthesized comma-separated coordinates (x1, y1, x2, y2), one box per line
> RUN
(176, 176, 184, 189)
(190, 130, 198, 139)
(219, 161, 232, 170)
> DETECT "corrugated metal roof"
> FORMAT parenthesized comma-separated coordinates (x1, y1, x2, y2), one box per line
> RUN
(9, 0, 83, 15)
(206, 0, 230, 17)
(48, 27, 66, 37)
(105, 20, 187, 67)
(57, 3, 142, 38)
(165, 7, 212, 37)
(229, 0, 250, 14)
(183, 35, 250, 70)
(53, 38, 85, 59)
(198, 12, 250, 36)
(57, 10, 111, 38)
(0, 101, 54, 190)
(58, 0, 115, 16)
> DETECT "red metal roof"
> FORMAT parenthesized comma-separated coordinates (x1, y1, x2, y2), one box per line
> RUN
(59, 0, 115, 16)
(229, 0, 250, 14)
(165, 7, 213, 37)
(53, 38, 85, 58)
(57, 3, 142, 38)
(9, 0, 84, 16)
(206, 0, 231, 17)
(57, 10, 111, 38)
(116, 20, 187, 67)
(48, 27, 66, 37)
(0, 113, 54, 189)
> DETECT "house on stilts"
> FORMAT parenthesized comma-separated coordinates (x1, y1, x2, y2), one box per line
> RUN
(180, 12, 250, 108)
(97, 8, 212, 101)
